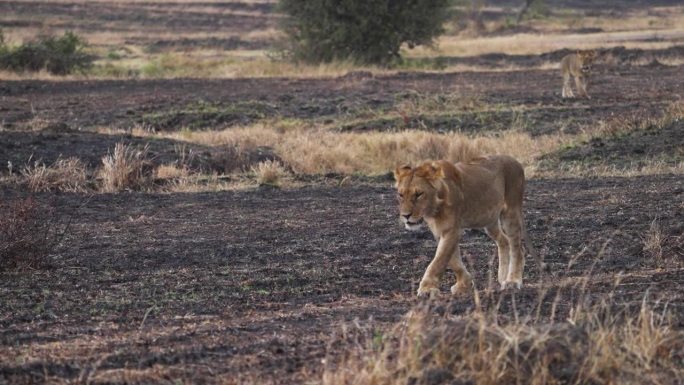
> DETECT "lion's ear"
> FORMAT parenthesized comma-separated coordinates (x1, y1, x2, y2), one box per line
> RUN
(394, 164, 412, 182)
(430, 162, 446, 179)
(414, 162, 444, 180)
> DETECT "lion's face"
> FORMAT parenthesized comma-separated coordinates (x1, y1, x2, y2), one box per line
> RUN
(579, 50, 597, 72)
(394, 164, 443, 231)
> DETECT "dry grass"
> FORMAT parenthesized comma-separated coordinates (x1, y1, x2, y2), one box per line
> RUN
(251, 159, 289, 187)
(409, 28, 684, 58)
(161, 122, 567, 177)
(22, 157, 88, 193)
(543, 160, 684, 179)
(643, 218, 665, 268)
(583, 101, 683, 140)
(394, 91, 488, 116)
(127, 53, 389, 80)
(322, 225, 683, 385)
(154, 164, 189, 180)
(322, 298, 682, 385)
(161, 173, 245, 193)
(99, 142, 151, 192)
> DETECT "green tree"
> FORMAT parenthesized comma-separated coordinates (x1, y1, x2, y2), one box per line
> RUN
(278, 0, 453, 65)
(0, 31, 93, 75)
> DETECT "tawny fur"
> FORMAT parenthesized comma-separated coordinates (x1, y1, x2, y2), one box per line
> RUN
(560, 50, 597, 99)
(394, 155, 528, 297)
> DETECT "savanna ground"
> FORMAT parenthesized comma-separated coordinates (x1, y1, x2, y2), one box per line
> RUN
(0, 1, 683, 384)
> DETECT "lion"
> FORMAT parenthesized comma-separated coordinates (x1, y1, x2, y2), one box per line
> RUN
(394, 155, 529, 297)
(560, 50, 597, 99)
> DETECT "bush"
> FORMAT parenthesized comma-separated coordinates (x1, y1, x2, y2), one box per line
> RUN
(0, 31, 94, 75)
(278, 0, 453, 65)
(0, 197, 61, 270)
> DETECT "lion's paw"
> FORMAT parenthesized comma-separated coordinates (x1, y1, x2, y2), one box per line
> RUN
(500, 280, 522, 291)
(450, 281, 473, 296)
(417, 286, 440, 299)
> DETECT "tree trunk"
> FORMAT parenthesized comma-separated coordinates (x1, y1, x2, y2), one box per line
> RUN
(516, 0, 534, 23)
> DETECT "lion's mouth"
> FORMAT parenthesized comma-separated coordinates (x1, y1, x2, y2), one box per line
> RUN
(404, 218, 424, 231)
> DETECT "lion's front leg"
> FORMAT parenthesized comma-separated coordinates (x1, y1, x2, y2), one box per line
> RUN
(417, 231, 460, 297)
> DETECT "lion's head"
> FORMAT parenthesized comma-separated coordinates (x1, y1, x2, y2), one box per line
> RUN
(578, 50, 597, 72)
(393, 162, 446, 231)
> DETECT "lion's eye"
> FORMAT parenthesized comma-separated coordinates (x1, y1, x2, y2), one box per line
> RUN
(415, 192, 423, 199)
(398, 193, 404, 199)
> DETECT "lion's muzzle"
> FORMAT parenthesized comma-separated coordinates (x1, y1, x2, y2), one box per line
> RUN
(401, 214, 424, 231)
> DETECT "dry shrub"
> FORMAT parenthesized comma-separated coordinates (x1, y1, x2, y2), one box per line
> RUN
(0, 197, 62, 270)
(323, 299, 682, 385)
(99, 142, 151, 192)
(22, 157, 88, 192)
(251, 160, 288, 186)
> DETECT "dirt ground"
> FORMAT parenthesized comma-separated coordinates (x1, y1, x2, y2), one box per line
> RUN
(1, 46, 683, 385)
(0, 173, 682, 384)
(1, 1, 683, 384)
(2, 61, 683, 135)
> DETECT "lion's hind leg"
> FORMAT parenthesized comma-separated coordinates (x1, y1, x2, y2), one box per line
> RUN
(485, 223, 510, 287)
(499, 208, 525, 290)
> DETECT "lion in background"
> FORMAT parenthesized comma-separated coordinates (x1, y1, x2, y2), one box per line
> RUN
(394, 155, 529, 297)
(561, 49, 597, 99)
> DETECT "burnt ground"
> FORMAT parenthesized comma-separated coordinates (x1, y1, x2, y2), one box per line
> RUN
(0, 1, 277, 49)
(0, 94, 683, 383)
(540, 117, 684, 172)
(0, 173, 682, 384)
(1, 59, 682, 178)
(1, 60, 683, 137)
(0, 2, 683, 382)
(0, 130, 280, 176)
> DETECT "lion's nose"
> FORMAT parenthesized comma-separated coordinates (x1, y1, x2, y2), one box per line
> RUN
(402, 213, 411, 220)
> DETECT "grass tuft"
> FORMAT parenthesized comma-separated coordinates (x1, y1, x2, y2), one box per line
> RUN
(22, 157, 88, 192)
(99, 142, 151, 192)
(251, 159, 288, 187)
(643, 218, 665, 268)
